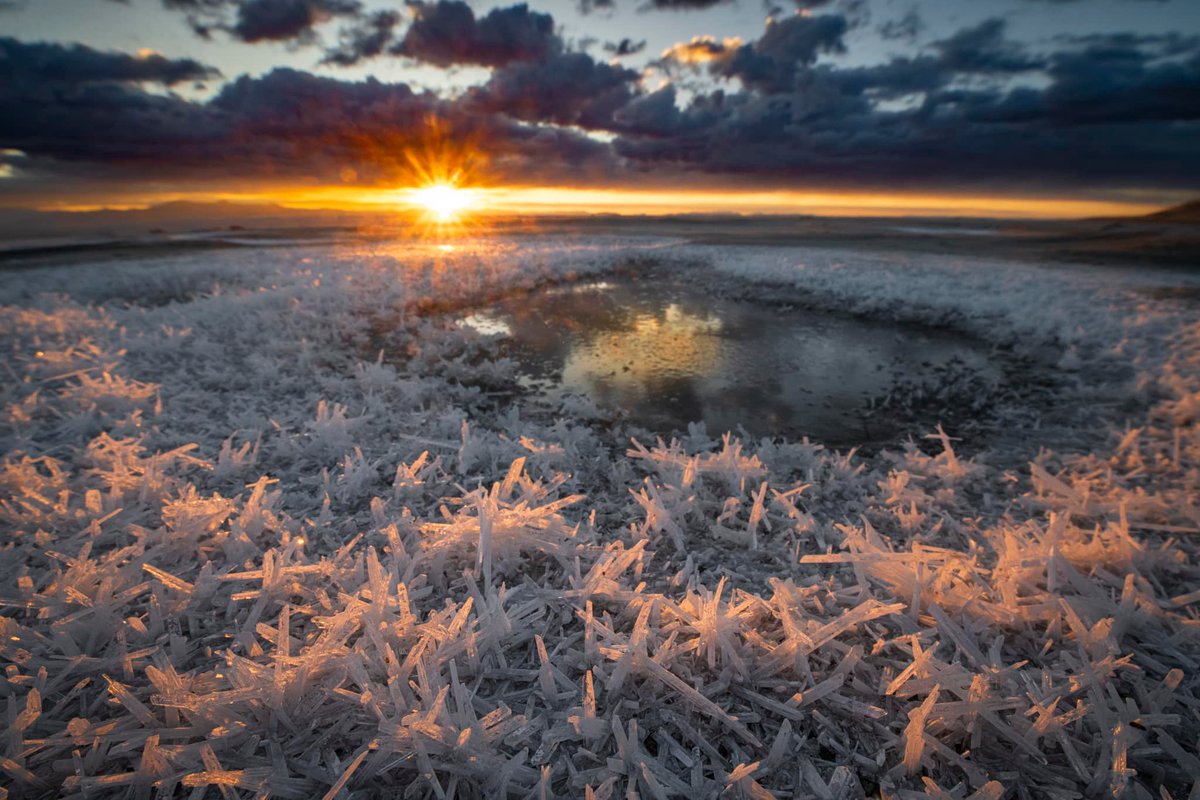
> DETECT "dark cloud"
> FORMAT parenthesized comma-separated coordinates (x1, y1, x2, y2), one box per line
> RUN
(878, 8, 923, 42)
(1053, 31, 1200, 58)
(930, 18, 1043, 73)
(814, 55, 944, 98)
(961, 43, 1200, 124)
(709, 14, 849, 92)
(0, 74, 227, 168)
(612, 86, 686, 135)
(816, 19, 1039, 100)
(161, 0, 228, 12)
(577, 0, 858, 14)
(233, 68, 617, 182)
(2, 7, 1199, 197)
(754, 13, 848, 62)
(632, 0, 844, 11)
(158, 0, 360, 43)
(211, 67, 439, 171)
(611, 80, 1200, 190)
(642, 0, 729, 10)
(470, 50, 639, 127)
(0, 57, 618, 186)
(605, 38, 647, 57)
(232, 0, 360, 43)
(836, 0, 870, 28)
(160, 0, 244, 40)
(393, 1, 560, 67)
(611, 18, 1200, 190)
(0, 36, 220, 85)
(0, 38, 222, 170)
(322, 9, 401, 66)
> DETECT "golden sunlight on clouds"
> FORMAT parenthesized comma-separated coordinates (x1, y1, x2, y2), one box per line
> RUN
(660, 36, 743, 65)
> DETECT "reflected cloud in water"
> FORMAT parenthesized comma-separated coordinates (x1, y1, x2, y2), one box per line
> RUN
(461, 277, 998, 442)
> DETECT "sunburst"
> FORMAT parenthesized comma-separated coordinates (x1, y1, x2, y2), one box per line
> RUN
(408, 182, 478, 224)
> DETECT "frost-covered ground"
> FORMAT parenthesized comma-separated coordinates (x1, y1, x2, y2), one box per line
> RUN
(1, 235, 1198, 799)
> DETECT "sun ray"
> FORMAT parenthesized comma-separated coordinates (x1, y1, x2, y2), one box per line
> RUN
(383, 116, 496, 237)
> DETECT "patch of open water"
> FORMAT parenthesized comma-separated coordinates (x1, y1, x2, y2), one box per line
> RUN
(459, 276, 1000, 443)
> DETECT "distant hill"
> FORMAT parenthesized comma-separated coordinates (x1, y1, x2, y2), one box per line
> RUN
(1144, 200, 1200, 224)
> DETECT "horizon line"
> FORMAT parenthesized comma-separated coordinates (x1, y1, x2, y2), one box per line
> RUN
(9, 185, 1192, 222)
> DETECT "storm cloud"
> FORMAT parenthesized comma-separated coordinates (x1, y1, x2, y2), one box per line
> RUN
(930, 18, 1043, 74)
(393, 1, 560, 67)
(322, 9, 402, 66)
(0, 36, 220, 85)
(609, 15, 1200, 189)
(709, 13, 849, 91)
(232, 0, 361, 42)
(158, 0, 361, 42)
(469, 50, 639, 127)
(2, 3, 1199, 195)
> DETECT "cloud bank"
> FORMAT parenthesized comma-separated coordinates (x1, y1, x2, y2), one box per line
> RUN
(1, 3, 1198, 196)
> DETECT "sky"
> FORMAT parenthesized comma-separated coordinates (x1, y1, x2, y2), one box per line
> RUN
(0, 0, 1197, 216)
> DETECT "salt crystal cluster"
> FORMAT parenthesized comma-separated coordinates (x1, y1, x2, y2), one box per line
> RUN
(0, 237, 1197, 798)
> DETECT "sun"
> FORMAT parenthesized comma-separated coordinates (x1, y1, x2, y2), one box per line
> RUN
(409, 183, 477, 223)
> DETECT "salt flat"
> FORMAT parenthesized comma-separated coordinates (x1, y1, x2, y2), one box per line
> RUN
(1, 233, 1198, 799)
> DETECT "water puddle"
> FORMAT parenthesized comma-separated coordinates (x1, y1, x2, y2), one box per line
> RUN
(459, 277, 999, 443)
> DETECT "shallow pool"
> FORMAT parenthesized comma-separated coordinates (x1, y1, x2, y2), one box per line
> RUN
(460, 277, 998, 443)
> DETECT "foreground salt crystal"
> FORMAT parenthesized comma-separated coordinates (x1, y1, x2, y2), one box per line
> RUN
(0, 236, 1197, 798)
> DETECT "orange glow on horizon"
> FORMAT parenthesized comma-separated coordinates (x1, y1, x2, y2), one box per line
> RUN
(27, 185, 1174, 220)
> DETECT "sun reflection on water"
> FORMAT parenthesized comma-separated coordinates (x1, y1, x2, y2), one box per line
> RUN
(563, 304, 727, 393)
